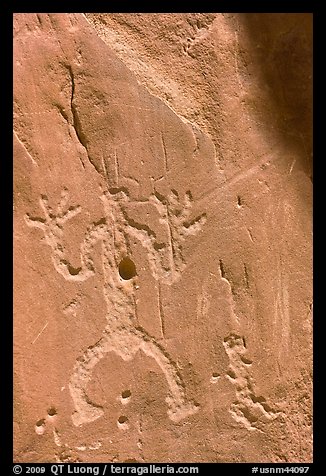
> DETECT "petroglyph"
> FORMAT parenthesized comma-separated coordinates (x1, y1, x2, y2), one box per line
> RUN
(25, 186, 206, 426)
(53, 426, 87, 462)
(223, 334, 282, 431)
(63, 294, 82, 317)
(14, 12, 312, 463)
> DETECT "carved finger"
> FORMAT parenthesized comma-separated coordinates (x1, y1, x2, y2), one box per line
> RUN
(182, 213, 207, 236)
(168, 189, 179, 206)
(57, 187, 70, 216)
(39, 194, 52, 220)
(60, 205, 82, 224)
(24, 213, 46, 230)
(183, 191, 193, 212)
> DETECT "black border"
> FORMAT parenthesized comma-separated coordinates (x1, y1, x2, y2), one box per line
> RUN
(8, 0, 318, 13)
(7, 1, 317, 474)
(2, 3, 14, 470)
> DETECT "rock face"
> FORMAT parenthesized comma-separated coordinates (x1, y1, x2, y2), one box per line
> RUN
(13, 13, 312, 463)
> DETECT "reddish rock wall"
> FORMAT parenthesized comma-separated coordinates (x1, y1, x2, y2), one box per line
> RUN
(14, 13, 312, 463)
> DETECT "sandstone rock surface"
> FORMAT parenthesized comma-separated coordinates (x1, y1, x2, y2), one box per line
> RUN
(14, 13, 312, 463)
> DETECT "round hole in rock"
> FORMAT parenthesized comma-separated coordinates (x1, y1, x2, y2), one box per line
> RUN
(118, 415, 128, 424)
(47, 407, 57, 417)
(118, 257, 137, 280)
(35, 419, 46, 435)
(121, 389, 131, 399)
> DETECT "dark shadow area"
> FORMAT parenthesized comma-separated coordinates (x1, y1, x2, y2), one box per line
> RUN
(241, 13, 312, 179)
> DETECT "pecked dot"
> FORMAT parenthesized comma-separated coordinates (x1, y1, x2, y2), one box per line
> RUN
(117, 415, 129, 430)
(121, 390, 131, 399)
(47, 407, 57, 417)
(118, 257, 137, 280)
(118, 415, 128, 424)
(35, 419, 46, 435)
(210, 372, 221, 384)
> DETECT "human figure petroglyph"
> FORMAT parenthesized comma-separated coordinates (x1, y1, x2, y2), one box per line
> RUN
(25, 186, 206, 426)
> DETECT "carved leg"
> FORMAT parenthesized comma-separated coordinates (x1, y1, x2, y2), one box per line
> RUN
(69, 329, 141, 426)
(69, 335, 112, 426)
(69, 326, 198, 426)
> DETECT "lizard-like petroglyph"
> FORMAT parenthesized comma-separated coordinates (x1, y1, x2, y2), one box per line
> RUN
(25, 186, 206, 426)
(223, 334, 282, 431)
